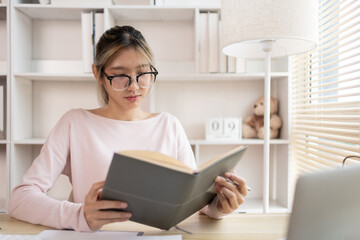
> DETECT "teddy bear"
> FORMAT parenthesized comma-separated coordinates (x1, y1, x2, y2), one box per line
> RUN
(242, 96, 282, 139)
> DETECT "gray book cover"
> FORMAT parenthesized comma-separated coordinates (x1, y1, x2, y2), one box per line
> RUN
(100, 145, 248, 230)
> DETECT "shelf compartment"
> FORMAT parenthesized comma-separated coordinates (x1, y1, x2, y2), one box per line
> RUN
(14, 4, 103, 20)
(155, 79, 289, 140)
(14, 73, 94, 81)
(12, 5, 101, 74)
(108, 7, 196, 74)
(12, 79, 99, 140)
(193, 144, 289, 213)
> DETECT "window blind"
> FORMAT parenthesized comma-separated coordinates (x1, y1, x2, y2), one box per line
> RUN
(291, 0, 360, 176)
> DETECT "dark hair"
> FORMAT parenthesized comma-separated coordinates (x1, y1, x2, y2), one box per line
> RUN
(94, 26, 155, 105)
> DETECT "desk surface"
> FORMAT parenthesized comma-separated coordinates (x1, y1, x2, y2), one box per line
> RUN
(0, 213, 289, 240)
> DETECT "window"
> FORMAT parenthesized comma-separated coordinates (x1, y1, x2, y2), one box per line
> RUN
(291, 0, 360, 176)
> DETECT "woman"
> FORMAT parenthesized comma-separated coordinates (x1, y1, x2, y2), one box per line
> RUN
(8, 26, 248, 232)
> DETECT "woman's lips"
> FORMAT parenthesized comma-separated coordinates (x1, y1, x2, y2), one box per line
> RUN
(125, 95, 140, 102)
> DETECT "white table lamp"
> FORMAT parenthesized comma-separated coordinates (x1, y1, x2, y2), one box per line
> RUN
(221, 0, 318, 212)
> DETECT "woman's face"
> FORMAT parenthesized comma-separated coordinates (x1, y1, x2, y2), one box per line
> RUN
(101, 47, 153, 111)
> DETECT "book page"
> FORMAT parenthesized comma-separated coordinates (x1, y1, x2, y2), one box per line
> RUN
(119, 151, 194, 174)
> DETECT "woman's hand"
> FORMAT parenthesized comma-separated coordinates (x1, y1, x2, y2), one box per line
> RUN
(83, 181, 132, 231)
(215, 172, 248, 214)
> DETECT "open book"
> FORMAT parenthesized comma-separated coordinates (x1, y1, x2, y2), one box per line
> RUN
(100, 145, 248, 230)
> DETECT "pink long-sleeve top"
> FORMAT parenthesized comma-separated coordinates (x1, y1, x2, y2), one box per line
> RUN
(8, 109, 224, 231)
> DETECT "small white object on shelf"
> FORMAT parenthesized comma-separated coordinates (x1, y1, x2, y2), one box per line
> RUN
(206, 118, 241, 140)
(224, 118, 241, 139)
(206, 118, 223, 140)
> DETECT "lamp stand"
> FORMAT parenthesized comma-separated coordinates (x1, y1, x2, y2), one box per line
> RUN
(261, 40, 274, 213)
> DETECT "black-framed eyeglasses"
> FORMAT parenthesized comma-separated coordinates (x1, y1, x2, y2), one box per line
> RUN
(101, 66, 158, 92)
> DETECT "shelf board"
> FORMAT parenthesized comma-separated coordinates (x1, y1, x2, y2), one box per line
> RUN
(0, 140, 9, 144)
(108, 6, 195, 21)
(13, 72, 288, 82)
(14, 4, 104, 20)
(157, 72, 288, 82)
(189, 139, 289, 145)
(14, 72, 95, 82)
(13, 138, 46, 145)
(236, 198, 289, 213)
(13, 138, 289, 146)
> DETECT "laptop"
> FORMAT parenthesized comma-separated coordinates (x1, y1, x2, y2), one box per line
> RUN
(285, 165, 360, 240)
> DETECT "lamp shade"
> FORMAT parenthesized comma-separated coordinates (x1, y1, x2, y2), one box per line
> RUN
(221, 0, 318, 58)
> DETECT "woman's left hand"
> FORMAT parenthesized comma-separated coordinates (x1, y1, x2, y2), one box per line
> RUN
(215, 172, 248, 214)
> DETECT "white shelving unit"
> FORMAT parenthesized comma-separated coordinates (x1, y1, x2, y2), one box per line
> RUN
(5, 1, 290, 213)
(0, 1, 9, 213)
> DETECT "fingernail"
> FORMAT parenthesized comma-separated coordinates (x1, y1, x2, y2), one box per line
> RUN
(225, 172, 232, 178)
(120, 203, 127, 208)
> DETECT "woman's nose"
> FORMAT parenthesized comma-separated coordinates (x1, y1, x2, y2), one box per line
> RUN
(127, 75, 140, 90)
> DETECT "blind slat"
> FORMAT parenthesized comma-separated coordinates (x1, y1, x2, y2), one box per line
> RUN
(292, 100, 359, 109)
(294, 139, 358, 159)
(293, 84, 360, 98)
(293, 108, 359, 115)
(293, 129, 359, 145)
(293, 76, 359, 92)
(293, 92, 360, 103)
(293, 135, 359, 153)
(294, 125, 359, 138)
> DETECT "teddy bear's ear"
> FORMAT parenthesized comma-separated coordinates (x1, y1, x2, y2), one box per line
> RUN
(269, 97, 279, 114)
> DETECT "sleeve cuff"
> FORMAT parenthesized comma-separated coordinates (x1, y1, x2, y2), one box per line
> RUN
(76, 204, 93, 232)
(200, 196, 229, 219)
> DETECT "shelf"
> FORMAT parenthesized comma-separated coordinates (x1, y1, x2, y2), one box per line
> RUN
(14, 72, 94, 81)
(13, 138, 46, 145)
(157, 72, 288, 82)
(12, 138, 289, 146)
(0, 140, 8, 144)
(189, 139, 290, 145)
(14, 4, 103, 20)
(108, 6, 195, 21)
(13, 72, 289, 82)
(236, 198, 289, 213)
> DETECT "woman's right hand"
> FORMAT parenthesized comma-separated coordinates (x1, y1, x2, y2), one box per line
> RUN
(83, 180, 132, 231)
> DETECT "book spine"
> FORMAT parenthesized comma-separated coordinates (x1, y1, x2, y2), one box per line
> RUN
(0, 84, 3, 136)
(228, 56, 236, 73)
(94, 12, 104, 51)
(208, 12, 219, 73)
(81, 11, 93, 73)
(199, 12, 209, 73)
